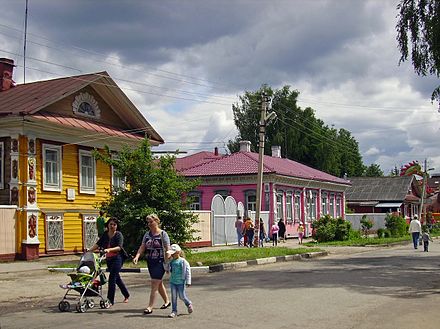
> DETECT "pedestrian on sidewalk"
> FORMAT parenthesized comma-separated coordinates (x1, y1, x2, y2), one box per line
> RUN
(421, 228, 433, 252)
(258, 218, 267, 247)
(89, 217, 130, 306)
(235, 216, 244, 246)
(278, 219, 286, 243)
(271, 221, 279, 246)
(297, 223, 305, 244)
(244, 217, 255, 248)
(96, 210, 107, 238)
(408, 215, 422, 249)
(133, 214, 171, 315)
(166, 244, 193, 318)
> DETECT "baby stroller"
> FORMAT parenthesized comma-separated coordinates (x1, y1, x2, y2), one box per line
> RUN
(58, 251, 110, 313)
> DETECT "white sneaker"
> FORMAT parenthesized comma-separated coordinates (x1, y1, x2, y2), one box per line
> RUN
(168, 312, 176, 318)
(187, 304, 193, 313)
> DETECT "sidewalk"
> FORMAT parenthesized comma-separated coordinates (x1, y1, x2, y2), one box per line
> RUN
(0, 237, 312, 274)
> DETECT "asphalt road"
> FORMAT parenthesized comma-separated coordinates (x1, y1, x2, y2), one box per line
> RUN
(1, 243, 440, 329)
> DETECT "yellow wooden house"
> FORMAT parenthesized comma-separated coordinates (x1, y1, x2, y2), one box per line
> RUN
(0, 58, 163, 260)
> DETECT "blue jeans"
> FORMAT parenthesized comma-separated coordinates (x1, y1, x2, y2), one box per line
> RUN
(411, 232, 420, 249)
(106, 254, 129, 304)
(246, 230, 254, 247)
(237, 229, 243, 246)
(170, 283, 191, 313)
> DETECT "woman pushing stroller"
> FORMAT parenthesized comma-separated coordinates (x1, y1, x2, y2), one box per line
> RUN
(89, 217, 130, 306)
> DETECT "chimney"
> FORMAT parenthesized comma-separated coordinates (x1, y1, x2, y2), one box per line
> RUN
(0, 58, 15, 91)
(239, 140, 251, 152)
(271, 145, 281, 158)
(214, 147, 219, 156)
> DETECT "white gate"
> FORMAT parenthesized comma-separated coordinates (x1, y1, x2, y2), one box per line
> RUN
(211, 194, 239, 245)
(249, 211, 270, 235)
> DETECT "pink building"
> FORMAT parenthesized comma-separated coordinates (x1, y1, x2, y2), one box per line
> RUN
(176, 141, 351, 241)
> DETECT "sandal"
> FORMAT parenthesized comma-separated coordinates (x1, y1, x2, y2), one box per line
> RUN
(160, 302, 171, 309)
(143, 308, 153, 314)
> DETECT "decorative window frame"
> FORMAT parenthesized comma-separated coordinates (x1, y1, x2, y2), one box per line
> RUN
(294, 191, 301, 223)
(0, 141, 3, 189)
(276, 191, 284, 220)
(329, 193, 335, 217)
(111, 154, 126, 191)
(82, 214, 98, 250)
(72, 92, 101, 119)
(244, 189, 257, 215)
(79, 149, 96, 194)
(285, 192, 293, 223)
(321, 192, 328, 216)
(45, 213, 64, 251)
(42, 144, 62, 192)
(336, 195, 342, 218)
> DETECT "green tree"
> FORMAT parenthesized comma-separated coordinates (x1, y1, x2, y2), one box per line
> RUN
(389, 165, 400, 176)
(396, 0, 440, 101)
(364, 163, 384, 177)
(94, 139, 200, 253)
(229, 85, 365, 177)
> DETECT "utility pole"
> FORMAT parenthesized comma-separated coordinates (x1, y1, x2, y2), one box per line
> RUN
(419, 158, 429, 223)
(253, 94, 267, 247)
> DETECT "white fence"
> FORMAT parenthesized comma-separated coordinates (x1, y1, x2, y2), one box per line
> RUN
(345, 213, 387, 231)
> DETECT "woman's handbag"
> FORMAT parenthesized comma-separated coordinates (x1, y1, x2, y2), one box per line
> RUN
(160, 231, 171, 272)
(121, 247, 130, 262)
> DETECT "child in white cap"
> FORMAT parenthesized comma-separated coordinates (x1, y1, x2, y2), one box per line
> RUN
(166, 244, 193, 318)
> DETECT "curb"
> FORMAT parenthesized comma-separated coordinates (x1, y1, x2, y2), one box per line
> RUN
(47, 251, 328, 274)
(208, 251, 328, 273)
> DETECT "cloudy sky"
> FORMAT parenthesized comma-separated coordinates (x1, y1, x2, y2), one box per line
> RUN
(1, 0, 439, 175)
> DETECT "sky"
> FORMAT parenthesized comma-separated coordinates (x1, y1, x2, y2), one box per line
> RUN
(0, 0, 439, 175)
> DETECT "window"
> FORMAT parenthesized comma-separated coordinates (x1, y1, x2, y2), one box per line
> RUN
(276, 192, 284, 219)
(294, 191, 301, 222)
(79, 150, 96, 194)
(111, 165, 125, 191)
(0, 141, 3, 189)
(245, 190, 257, 214)
(42, 144, 62, 191)
(188, 191, 202, 210)
(306, 191, 317, 222)
(286, 192, 293, 223)
(321, 192, 328, 216)
(214, 189, 230, 199)
(83, 214, 98, 250)
(46, 213, 63, 250)
(336, 196, 342, 218)
(329, 194, 335, 217)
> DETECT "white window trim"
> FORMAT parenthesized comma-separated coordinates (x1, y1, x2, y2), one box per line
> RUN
(42, 144, 62, 192)
(0, 141, 3, 189)
(79, 149, 96, 194)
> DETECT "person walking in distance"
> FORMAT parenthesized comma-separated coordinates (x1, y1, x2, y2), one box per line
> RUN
(278, 219, 286, 243)
(408, 214, 422, 249)
(421, 228, 433, 252)
(271, 220, 279, 246)
(244, 217, 255, 248)
(258, 218, 267, 247)
(235, 216, 244, 246)
(166, 244, 193, 318)
(96, 210, 107, 238)
(297, 223, 305, 244)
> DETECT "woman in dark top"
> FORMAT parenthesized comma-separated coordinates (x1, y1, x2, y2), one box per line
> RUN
(133, 213, 171, 315)
(278, 219, 286, 243)
(90, 217, 129, 306)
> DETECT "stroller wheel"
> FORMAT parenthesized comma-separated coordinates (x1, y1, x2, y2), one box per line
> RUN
(100, 299, 111, 309)
(87, 299, 95, 309)
(76, 301, 88, 313)
(58, 300, 70, 312)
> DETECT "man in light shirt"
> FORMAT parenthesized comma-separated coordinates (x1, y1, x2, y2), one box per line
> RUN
(408, 214, 422, 249)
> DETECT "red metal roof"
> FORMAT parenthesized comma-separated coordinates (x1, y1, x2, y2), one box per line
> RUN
(28, 112, 145, 140)
(180, 151, 350, 185)
(0, 72, 101, 115)
(174, 151, 222, 171)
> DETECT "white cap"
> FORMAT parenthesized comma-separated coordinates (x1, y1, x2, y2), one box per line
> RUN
(166, 244, 181, 255)
(413, 214, 418, 219)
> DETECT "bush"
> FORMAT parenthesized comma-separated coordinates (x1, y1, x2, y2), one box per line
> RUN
(384, 214, 407, 237)
(312, 215, 351, 242)
(384, 229, 391, 238)
(360, 215, 374, 237)
(377, 228, 385, 238)
(349, 229, 362, 240)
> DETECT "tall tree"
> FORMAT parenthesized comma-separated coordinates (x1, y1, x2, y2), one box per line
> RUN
(229, 85, 365, 177)
(94, 139, 200, 253)
(364, 163, 384, 177)
(396, 0, 440, 101)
